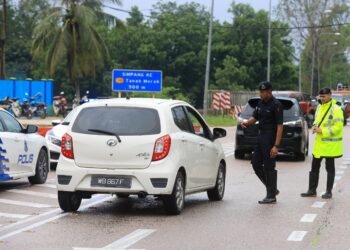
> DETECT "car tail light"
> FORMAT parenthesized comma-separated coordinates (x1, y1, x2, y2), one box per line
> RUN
(152, 135, 171, 161)
(62, 133, 74, 159)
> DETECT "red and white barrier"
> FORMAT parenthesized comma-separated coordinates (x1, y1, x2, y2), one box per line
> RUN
(212, 91, 231, 110)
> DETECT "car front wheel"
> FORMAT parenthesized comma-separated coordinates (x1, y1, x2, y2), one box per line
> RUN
(163, 172, 185, 215)
(28, 149, 49, 185)
(58, 191, 82, 212)
(207, 163, 226, 201)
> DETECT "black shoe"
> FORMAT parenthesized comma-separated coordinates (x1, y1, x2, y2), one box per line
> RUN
(300, 190, 317, 197)
(321, 191, 332, 199)
(276, 189, 280, 196)
(258, 197, 276, 204)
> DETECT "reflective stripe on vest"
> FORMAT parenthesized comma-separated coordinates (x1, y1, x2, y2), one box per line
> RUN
(321, 138, 343, 142)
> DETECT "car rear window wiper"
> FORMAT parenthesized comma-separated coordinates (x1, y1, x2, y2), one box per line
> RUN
(87, 129, 122, 143)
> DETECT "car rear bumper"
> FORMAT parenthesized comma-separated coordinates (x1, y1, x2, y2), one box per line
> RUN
(56, 156, 178, 195)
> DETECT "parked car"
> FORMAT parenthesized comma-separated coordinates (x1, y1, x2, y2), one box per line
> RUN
(0, 108, 49, 184)
(332, 93, 349, 125)
(235, 97, 309, 161)
(45, 108, 79, 170)
(273, 91, 315, 128)
(56, 98, 227, 215)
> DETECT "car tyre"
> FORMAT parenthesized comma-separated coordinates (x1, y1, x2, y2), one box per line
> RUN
(296, 152, 306, 161)
(163, 172, 185, 215)
(234, 150, 245, 159)
(28, 149, 49, 184)
(207, 163, 226, 201)
(58, 191, 82, 212)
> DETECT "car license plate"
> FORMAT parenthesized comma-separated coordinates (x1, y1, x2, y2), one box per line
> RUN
(90, 176, 132, 188)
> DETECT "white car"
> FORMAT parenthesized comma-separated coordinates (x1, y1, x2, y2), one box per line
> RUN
(56, 98, 227, 214)
(45, 108, 79, 170)
(0, 108, 49, 184)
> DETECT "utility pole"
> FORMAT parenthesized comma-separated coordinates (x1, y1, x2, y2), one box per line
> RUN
(299, 51, 302, 92)
(0, 0, 7, 79)
(203, 0, 214, 116)
(267, 0, 272, 82)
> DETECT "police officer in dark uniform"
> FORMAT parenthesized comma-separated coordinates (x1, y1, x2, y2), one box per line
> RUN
(241, 81, 283, 204)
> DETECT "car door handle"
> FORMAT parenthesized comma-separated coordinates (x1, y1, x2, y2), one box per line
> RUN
(181, 137, 187, 143)
(199, 142, 204, 147)
(14, 137, 20, 142)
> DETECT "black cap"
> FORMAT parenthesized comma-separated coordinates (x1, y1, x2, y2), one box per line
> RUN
(258, 81, 272, 91)
(319, 87, 331, 95)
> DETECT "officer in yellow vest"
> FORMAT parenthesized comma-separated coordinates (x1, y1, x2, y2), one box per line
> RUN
(301, 87, 344, 199)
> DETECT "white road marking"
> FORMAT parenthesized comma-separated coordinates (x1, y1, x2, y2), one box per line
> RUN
(73, 229, 156, 250)
(6, 189, 57, 199)
(335, 175, 342, 181)
(0, 195, 111, 241)
(287, 231, 308, 241)
(312, 201, 326, 208)
(0, 198, 51, 208)
(300, 214, 317, 223)
(37, 184, 57, 189)
(0, 212, 30, 219)
(336, 170, 344, 175)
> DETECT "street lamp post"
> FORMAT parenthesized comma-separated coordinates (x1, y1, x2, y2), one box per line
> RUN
(267, 0, 272, 82)
(203, 0, 214, 116)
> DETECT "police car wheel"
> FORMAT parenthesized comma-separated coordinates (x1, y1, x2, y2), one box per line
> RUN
(163, 171, 185, 215)
(207, 163, 226, 201)
(58, 191, 82, 212)
(234, 150, 245, 159)
(28, 149, 49, 185)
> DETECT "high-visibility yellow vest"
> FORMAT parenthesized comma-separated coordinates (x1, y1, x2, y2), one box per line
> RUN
(313, 99, 343, 158)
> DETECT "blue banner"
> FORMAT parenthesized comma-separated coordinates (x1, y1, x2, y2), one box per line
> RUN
(112, 69, 162, 92)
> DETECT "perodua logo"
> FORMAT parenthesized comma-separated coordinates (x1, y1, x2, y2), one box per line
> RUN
(107, 139, 118, 147)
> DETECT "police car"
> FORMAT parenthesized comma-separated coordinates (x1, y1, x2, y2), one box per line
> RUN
(56, 98, 227, 215)
(0, 108, 49, 183)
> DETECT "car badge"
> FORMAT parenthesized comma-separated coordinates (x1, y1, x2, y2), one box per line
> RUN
(107, 139, 118, 147)
(24, 141, 28, 152)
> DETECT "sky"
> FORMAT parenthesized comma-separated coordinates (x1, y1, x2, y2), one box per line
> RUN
(105, 0, 277, 23)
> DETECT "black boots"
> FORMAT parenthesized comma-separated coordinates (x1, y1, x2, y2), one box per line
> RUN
(322, 173, 335, 199)
(259, 170, 277, 204)
(301, 172, 319, 197)
(254, 168, 279, 196)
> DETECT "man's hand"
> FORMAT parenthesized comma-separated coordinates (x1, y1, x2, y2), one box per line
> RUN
(313, 127, 322, 134)
(270, 146, 278, 158)
(240, 122, 248, 129)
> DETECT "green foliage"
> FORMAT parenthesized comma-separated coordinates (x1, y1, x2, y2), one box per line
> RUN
(204, 115, 237, 127)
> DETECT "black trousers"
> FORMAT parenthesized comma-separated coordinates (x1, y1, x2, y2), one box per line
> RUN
(251, 133, 276, 173)
(311, 156, 335, 176)
(251, 133, 277, 198)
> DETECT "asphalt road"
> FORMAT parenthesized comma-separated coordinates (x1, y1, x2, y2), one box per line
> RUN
(1, 125, 350, 250)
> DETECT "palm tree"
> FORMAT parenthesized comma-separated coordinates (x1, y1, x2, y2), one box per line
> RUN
(32, 0, 122, 99)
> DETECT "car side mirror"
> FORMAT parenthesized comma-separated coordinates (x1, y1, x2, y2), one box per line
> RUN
(25, 125, 38, 134)
(213, 128, 226, 140)
(52, 119, 62, 126)
(336, 101, 341, 106)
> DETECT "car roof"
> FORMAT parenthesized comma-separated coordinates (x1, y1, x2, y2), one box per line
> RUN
(80, 97, 187, 108)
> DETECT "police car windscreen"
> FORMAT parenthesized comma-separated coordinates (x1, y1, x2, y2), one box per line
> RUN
(71, 107, 161, 135)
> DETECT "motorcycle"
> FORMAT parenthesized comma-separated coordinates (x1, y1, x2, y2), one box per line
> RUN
(0, 96, 21, 117)
(53, 92, 68, 117)
(29, 92, 47, 119)
(20, 98, 33, 119)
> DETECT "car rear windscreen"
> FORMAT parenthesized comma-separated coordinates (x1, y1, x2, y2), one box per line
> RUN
(72, 107, 161, 135)
(241, 101, 301, 119)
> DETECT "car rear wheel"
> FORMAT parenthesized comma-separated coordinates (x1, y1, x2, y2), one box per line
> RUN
(58, 191, 82, 212)
(207, 163, 226, 201)
(234, 150, 245, 159)
(163, 172, 185, 215)
(28, 149, 49, 184)
(296, 152, 306, 161)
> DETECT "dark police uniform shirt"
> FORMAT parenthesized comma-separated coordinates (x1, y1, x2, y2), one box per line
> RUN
(252, 96, 283, 132)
